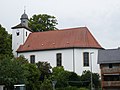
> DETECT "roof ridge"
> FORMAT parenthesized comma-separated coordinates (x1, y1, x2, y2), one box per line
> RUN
(59, 27, 87, 31)
(31, 27, 88, 34)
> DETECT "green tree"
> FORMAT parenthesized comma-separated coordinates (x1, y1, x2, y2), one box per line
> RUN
(0, 55, 41, 90)
(52, 67, 71, 88)
(29, 14, 58, 32)
(15, 55, 29, 65)
(0, 24, 13, 59)
(80, 70, 100, 89)
(68, 72, 81, 87)
(22, 63, 40, 90)
(0, 57, 25, 90)
(40, 78, 52, 90)
(36, 61, 52, 81)
(14, 56, 42, 90)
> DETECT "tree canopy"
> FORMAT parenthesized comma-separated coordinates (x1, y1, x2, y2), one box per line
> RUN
(0, 24, 13, 59)
(52, 67, 71, 88)
(29, 14, 58, 32)
(36, 61, 52, 82)
(0, 57, 26, 89)
(0, 57, 101, 90)
(0, 56, 41, 90)
(80, 70, 100, 88)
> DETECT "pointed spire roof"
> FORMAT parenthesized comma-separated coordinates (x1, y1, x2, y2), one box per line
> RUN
(11, 11, 31, 31)
(20, 10, 28, 20)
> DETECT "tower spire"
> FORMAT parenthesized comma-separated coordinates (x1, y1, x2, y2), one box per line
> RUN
(20, 6, 28, 27)
(24, 6, 26, 14)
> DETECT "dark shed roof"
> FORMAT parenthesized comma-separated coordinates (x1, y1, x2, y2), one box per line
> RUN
(11, 23, 31, 31)
(98, 48, 120, 64)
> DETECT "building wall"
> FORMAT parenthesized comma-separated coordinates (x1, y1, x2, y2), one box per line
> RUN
(103, 88, 120, 90)
(101, 64, 120, 69)
(75, 49, 100, 75)
(12, 28, 31, 57)
(100, 64, 120, 89)
(18, 48, 100, 75)
(18, 49, 74, 72)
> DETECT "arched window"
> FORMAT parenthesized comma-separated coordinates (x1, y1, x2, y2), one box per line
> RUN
(56, 53, 62, 66)
(83, 52, 89, 66)
(30, 55, 35, 64)
(26, 31, 27, 36)
(16, 30, 20, 36)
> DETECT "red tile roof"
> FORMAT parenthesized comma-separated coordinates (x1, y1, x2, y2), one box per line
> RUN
(17, 27, 103, 52)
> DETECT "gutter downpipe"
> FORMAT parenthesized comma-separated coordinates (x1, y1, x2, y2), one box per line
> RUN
(73, 48, 75, 72)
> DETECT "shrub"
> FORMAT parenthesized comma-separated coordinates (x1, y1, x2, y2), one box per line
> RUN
(56, 86, 78, 90)
(80, 70, 100, 88)
(40, 78, 52, 90)
(79, 87, 89, 90)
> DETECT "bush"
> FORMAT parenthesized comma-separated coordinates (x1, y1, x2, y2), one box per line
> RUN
(68, 72, 81, 87)
(79, 87, 89, 90)
(56, 86, 89, 90)
(56, 86, 79, 90)
(80, 70, 100, 88)
(52, 67, 71, 88)
(40, 78, 52, 90)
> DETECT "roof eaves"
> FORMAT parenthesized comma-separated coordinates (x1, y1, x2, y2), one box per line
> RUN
(11, 24, 32, 32)
(17, 46, 103, 53)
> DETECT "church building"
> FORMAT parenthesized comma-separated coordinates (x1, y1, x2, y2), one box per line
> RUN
(12, 12, 103, 75)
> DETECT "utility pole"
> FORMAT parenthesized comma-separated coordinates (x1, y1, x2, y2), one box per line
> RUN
(52, 81, 57, 90)
(90, 52, 94, 90)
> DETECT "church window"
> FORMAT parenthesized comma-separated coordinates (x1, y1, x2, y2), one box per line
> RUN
(56, 53, 62, 66)
(23, 21, 25, 23)
(16, 30, 20, 36)
(83, 52, 89, 66)
(30, 55, 35, 64)
(26, 31, 27, 36)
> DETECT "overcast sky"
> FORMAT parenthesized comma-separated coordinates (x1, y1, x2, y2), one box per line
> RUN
(0, 0, 120, 49)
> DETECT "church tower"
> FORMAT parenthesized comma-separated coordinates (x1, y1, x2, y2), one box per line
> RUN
(12, 11, 31, 57)
(20, 10, 29, 27)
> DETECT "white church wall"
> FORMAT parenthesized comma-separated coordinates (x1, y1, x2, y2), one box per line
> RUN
(23, 29, 31, 43)
(12, 28, 31, 57)
(18, 48, 100, 75)
(74, 48, 100, 75)
(18, 49, 74, 72)
(12, 28, 24, 57)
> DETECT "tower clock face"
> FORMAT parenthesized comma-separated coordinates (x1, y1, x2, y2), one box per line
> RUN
(16, 30, 20, 36)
